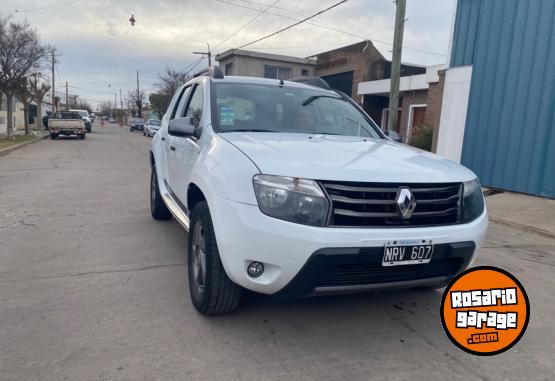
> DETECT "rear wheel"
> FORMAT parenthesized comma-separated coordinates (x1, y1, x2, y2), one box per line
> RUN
(50, 133, 57, 140)
(188, 202, 242, 315)
(150, 166, 171, 220)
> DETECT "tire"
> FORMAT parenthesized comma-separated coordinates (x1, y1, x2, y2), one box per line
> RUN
(130, 127, 133, 132)
(143, 132, 146, 136)
(81, 134, 86, 140)
(188, 202, 242, 315)
(50, 133, 57, 140)
(150, 166, 171, 220)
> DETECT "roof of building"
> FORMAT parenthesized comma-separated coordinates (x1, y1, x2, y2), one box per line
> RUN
(309, 40, 384, 58)
(215, 49, 316, 65)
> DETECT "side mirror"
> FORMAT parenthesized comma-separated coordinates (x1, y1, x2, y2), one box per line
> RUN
(385, 129, 402, 143)
(168, 117, 195, 137)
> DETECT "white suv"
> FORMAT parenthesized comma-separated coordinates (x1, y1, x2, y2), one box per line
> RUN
(149, 67, 488, 315)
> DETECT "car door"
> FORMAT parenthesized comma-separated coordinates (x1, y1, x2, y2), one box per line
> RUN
(168, 81, 206, 210)
(164, 85, 192, 196)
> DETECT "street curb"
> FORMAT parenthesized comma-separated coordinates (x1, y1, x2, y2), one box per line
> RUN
(0, 134, 49, 157)
(490, 217, 555, 239)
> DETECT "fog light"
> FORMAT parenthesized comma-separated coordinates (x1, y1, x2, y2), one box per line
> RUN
(247, 262, 264, 278)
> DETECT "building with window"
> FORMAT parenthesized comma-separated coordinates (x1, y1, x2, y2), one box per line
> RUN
(357, 64, 447, 143)
(312, 40, 426, 104)
(215, 49, 316, 80)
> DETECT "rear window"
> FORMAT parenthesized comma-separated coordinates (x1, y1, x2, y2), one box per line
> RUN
(54, 112, 81, 119)
(148, 120, 161, 126)
(131, 118, 144, 123)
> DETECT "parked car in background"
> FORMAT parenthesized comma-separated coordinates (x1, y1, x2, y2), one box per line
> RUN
(48, 111, 86, 140)
(69, 109, 92, 133)
(129, 118, 145, 132)
(108, 117, 115, 123)
(148, 69, 488, 315)
(144, 119, 161, 137)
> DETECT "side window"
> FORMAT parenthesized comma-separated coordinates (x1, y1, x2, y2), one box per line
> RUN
(183, 84, 204, 127)
(170, 86, 191, 120)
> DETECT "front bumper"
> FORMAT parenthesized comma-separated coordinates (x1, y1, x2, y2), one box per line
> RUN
(211, 196, 488, 296)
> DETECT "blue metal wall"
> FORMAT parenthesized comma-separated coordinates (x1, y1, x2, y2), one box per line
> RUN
(451, 0, 555, 198)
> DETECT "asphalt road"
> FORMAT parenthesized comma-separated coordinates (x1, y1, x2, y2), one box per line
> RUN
(1, 125, 554, 380)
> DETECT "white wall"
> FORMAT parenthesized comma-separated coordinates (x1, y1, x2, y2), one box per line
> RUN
(436, 65, 473, 163)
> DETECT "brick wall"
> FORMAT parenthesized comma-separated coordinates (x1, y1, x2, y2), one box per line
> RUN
(314, 41, 384, 104)
(398, 90, 428, 142)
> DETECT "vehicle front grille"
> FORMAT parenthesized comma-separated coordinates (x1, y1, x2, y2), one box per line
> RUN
(320, 181, 462, 227)
(315, 257, 464, 288)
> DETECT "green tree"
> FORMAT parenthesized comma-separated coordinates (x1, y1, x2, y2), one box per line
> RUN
(149, 92, 167, 119)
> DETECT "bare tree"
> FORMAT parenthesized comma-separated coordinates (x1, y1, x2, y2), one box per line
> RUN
(15, 79, 32, 134)
(29, 74, 50, 126)
(127, 89, 146, 118)
(0, 16, 50, 138)
(159, 67, 189, 97)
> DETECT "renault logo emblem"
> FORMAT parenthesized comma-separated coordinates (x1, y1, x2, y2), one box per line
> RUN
(395, 187, 416, 219)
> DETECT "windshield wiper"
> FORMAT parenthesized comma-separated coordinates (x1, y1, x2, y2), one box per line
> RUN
(301, 95, 343, 106)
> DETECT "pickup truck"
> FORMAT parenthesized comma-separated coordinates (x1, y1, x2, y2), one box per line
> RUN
(149, 68, 488, 315)
(48, 111, 86, 139)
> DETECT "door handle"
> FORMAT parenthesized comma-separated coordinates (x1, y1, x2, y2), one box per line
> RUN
(170, 146, 176, 151)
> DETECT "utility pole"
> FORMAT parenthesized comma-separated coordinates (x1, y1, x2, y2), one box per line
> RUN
(136, 69, 142, 118)
(114, 92, 118, 121)
(193, 43, 212, 67)
(120, 88, 123, 123)
(51, 51, 56, 112)
(387, 0, 406, 135)
(65, 81, 68, 110)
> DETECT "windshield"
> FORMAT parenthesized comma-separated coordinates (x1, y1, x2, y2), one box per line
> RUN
(211, 82, 382, 139)
(148, 120, 161, 126)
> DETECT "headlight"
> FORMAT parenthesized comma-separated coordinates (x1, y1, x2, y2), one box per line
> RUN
(461, 178, 485, 223)
(253, 175, 330, 226)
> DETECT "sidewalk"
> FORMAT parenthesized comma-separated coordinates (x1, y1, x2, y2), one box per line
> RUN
(485, 191, 555, 238)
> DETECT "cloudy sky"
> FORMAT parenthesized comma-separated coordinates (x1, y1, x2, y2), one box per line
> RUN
(4, 0, 455, 108)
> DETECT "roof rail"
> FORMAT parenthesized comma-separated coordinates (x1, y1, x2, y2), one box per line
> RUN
(193, 66, 224, 79)
(289, 76, 330, 90)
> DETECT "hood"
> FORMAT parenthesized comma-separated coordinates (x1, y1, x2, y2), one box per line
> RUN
(221, 132, 476, 183)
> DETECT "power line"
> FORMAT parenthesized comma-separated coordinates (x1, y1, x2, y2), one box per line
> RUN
(228, 0, 349, 52)
(215, 0, 447, 57)
(213, 0, 281, 50)
(14, 0, 84, 13)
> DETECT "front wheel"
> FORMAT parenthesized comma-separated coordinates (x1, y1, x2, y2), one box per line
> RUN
(50, 133, 57, 140)
(188, 202, 242, 315)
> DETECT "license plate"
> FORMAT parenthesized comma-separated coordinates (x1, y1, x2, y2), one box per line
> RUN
(382, 239, 434, 266)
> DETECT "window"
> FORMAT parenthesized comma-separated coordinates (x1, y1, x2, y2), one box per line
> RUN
(172, 86, 191, 119)
(225, 63, 233, 75)
(184, 84, 204, 127)
(211, 83, 382, 139)
(54, 111, 81, 119)
(264, 65, 292, 80)
(301, 69, 309, 77)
